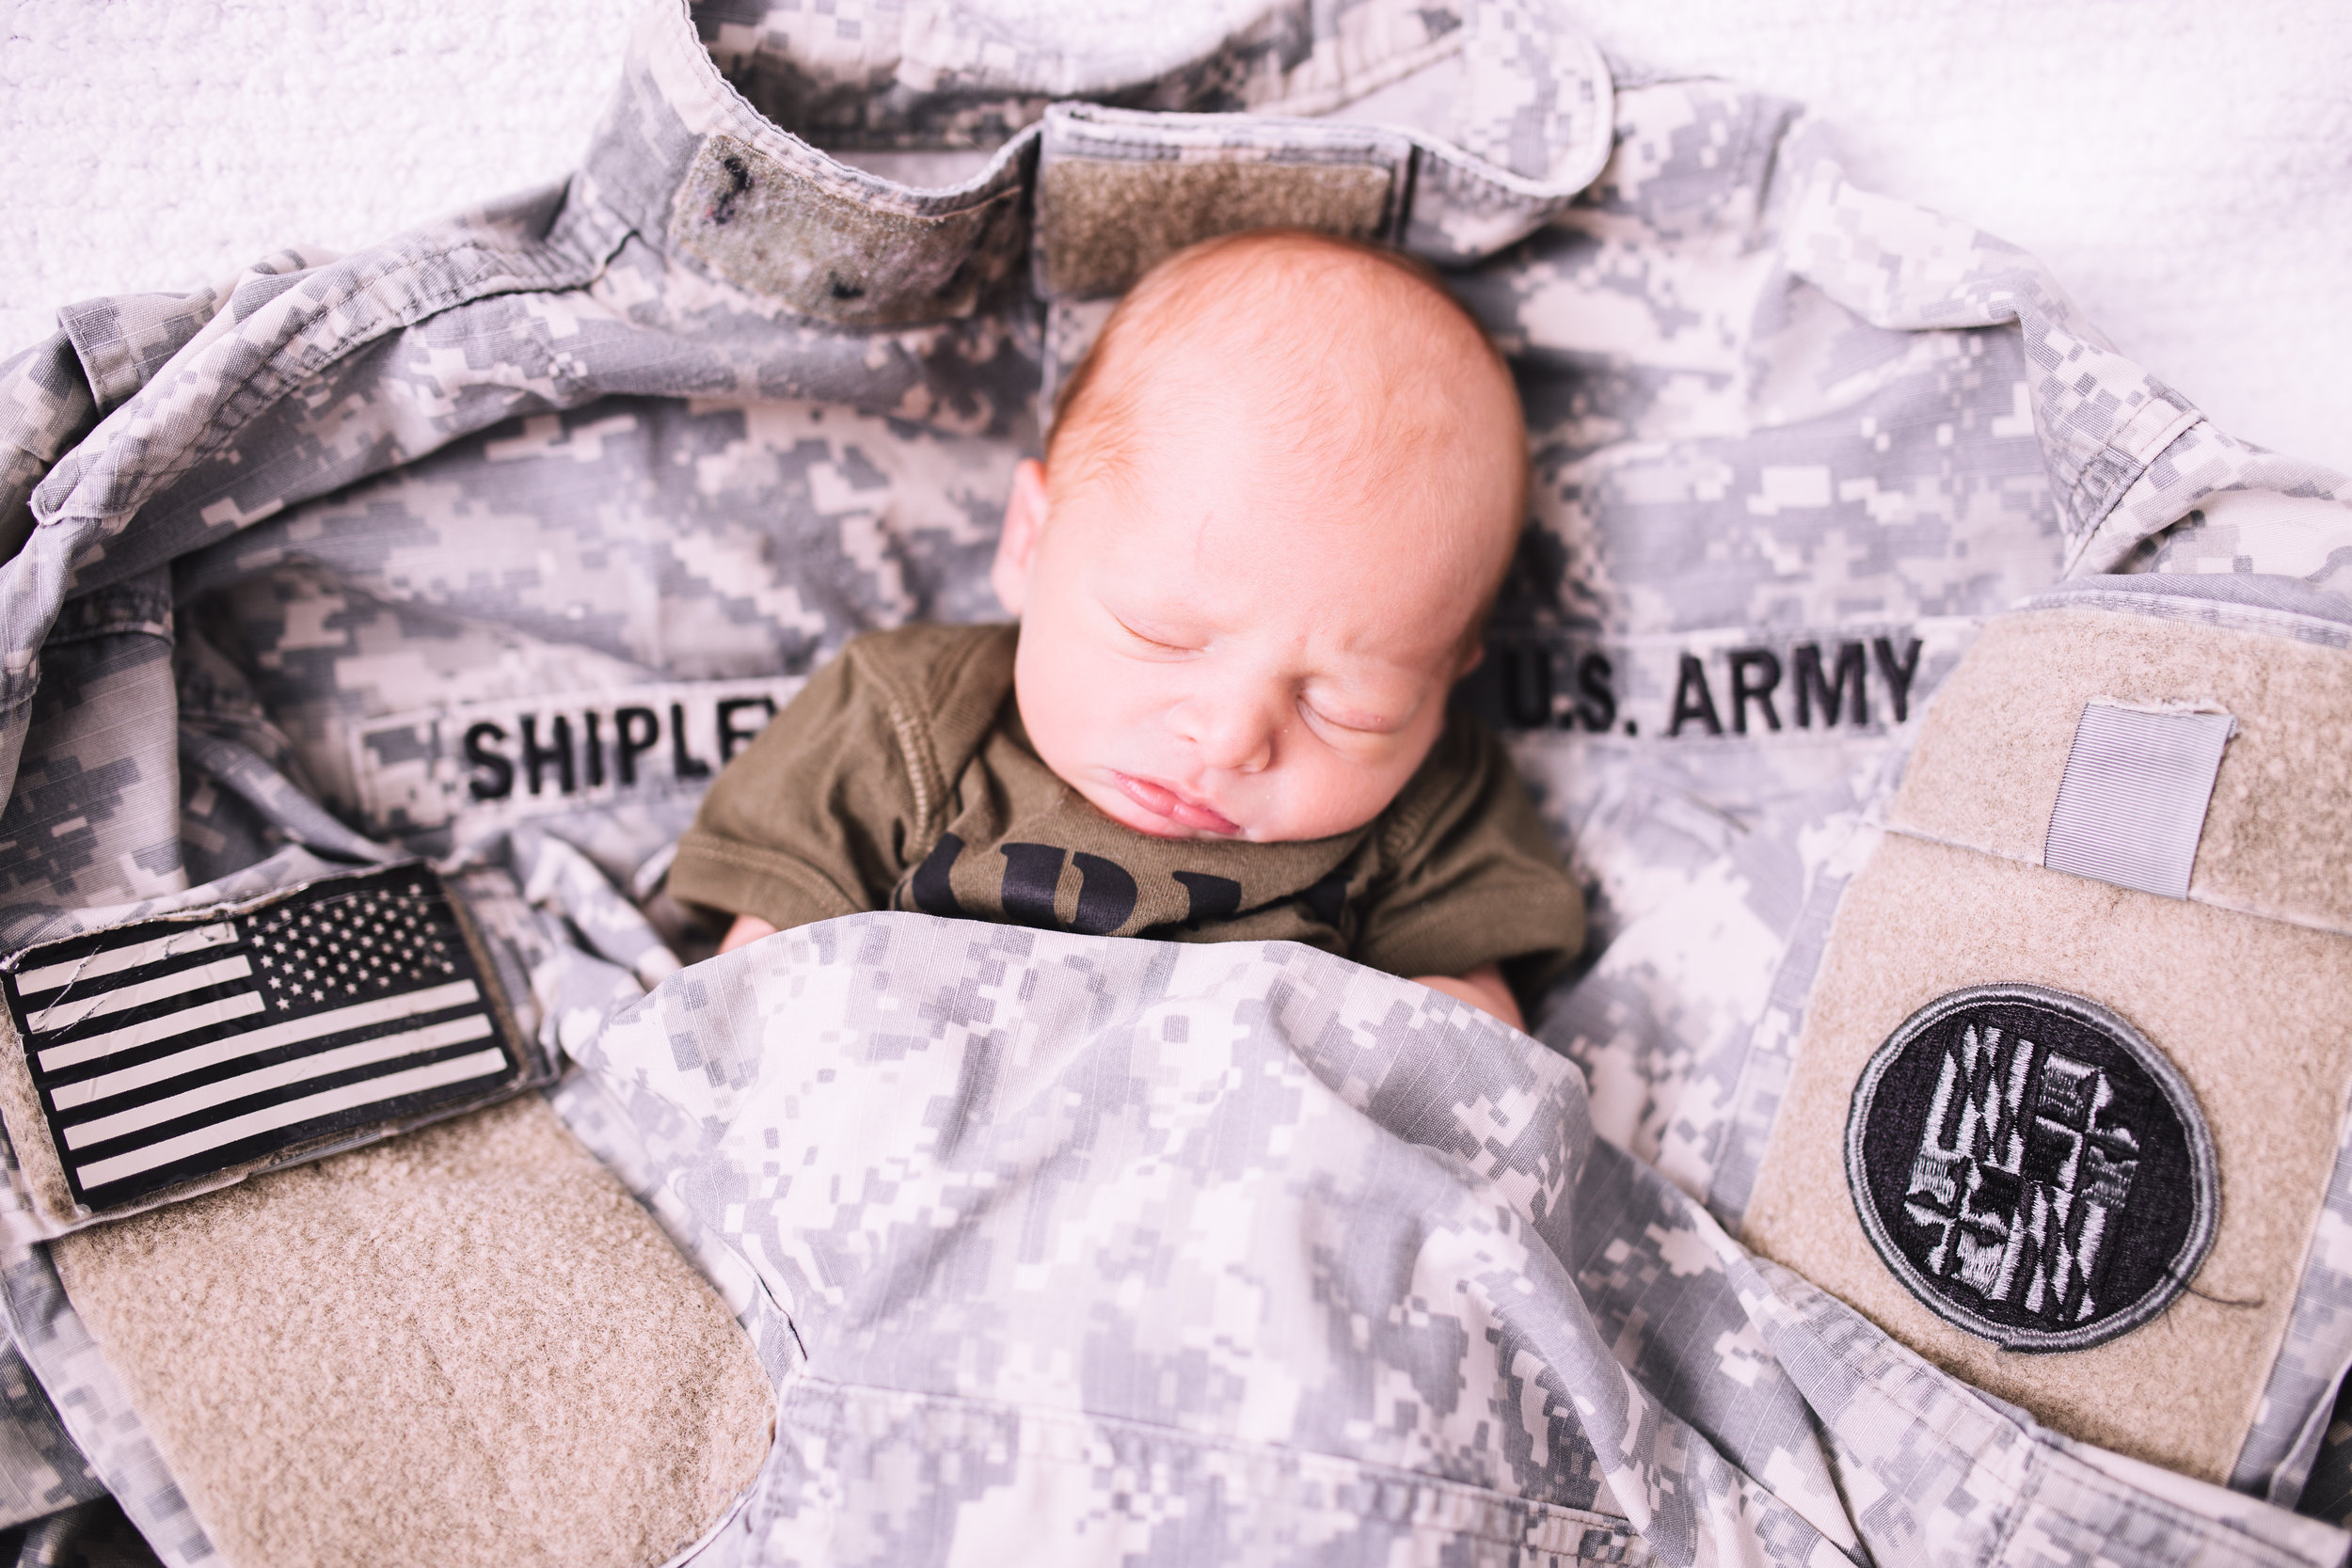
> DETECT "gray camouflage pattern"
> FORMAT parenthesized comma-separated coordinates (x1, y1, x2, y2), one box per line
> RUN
(0, 1341, 101, 1533)
(551, 910, 2341, 1568)
(2, 0, 2350, 1557)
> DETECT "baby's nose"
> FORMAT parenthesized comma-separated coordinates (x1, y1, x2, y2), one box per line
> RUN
(1185, 694, 1277, 774)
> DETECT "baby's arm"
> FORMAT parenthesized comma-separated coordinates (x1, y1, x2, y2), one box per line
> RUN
(1413, 964, 1523, 1031)
(721, 912, 781, 953)
(671, 638, 932, 943)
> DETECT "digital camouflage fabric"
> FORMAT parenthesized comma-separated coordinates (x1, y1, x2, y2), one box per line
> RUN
(1, 0, 2349, 1563)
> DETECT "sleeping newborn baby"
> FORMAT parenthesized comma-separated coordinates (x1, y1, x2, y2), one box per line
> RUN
(668, 229, 1582, 1029)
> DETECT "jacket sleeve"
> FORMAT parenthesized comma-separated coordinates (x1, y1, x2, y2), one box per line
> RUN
(1348, 714, 1587, 1003)
(665, 642, 919, 931)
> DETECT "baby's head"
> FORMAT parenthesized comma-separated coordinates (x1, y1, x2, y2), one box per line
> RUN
(991, 229, 1526, 843)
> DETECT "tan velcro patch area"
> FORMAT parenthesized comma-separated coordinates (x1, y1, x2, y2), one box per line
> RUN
(54, 1094, 774, 1568)
(1037, 156, 1399, 300)
(1744, 603, 2352, 1482)
(1886, 606, 2352, 934)
(671, 134, 1029, 328)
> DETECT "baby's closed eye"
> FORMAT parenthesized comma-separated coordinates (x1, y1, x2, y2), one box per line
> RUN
(1111, 612, 1198, 654)
(1299, 686, 1411, 737)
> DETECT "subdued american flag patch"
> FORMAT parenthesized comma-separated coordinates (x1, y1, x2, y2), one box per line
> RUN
(0, 864, 532, 1210)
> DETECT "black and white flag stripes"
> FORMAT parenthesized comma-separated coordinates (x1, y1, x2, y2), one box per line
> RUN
(1, 865, 528, 1209)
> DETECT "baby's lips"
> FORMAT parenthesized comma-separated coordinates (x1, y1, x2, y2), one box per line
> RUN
(1113, 772, 1241, 834)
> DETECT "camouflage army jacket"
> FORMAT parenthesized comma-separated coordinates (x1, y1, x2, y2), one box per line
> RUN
(1, 0, 2350, 1564)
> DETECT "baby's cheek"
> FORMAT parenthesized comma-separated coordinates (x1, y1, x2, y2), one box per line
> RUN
(1279, 754, 1394, 839)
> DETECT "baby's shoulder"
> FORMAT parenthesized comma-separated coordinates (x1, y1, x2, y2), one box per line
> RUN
(839, 621, 1017, 700)
(833, 621, 1020, 782)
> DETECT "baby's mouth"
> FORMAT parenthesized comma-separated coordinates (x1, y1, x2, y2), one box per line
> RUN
(1111, 772, 1241, 835)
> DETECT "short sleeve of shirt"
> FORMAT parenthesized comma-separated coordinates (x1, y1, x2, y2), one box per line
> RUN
(1349, 713, 1585, 1001)
(666, 646, 919, 930)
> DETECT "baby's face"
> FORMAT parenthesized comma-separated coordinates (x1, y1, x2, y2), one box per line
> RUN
(992, 436, 1491, 844)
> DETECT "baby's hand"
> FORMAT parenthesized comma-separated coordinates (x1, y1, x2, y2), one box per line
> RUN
(1412, 965, 1523, 1031)
(721, 913, 780, 953)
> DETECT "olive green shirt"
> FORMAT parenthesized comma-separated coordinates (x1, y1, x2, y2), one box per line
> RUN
(669, 624, 1583, 997)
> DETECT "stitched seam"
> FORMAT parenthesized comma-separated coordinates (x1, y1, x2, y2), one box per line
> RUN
(1877, 821, 2352, 942)
(2064, 417, 2207, 571)
(883, 700, 933, 840)
(1761, 1265, 2328, 1568)
(680, 136, 1027, 231)
(2021, 591, 2352, 649)
(2024, 1453, 2325, 1568)
(43, 208, 625, 532)
(39, 619, 170, 647)
(777, 1373, 1646, 1556)
(902, 626, 1017, 845)
(1051, 104, 1576, 201)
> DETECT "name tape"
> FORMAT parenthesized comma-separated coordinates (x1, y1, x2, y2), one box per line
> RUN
(348, 677, 807, 833)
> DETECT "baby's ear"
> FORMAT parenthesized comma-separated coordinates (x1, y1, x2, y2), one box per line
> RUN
(991, 459, 1050, 617)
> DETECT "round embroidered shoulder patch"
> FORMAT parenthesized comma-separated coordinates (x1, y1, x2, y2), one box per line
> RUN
(1846, 983, 2216, 1354)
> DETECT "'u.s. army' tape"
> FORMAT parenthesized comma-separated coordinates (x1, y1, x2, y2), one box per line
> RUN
(347, 676, 808, 836)
(1459, 618, 1976, 739)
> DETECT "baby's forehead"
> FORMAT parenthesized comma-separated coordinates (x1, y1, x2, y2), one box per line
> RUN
(1161, 239, 1422, 312)
(1125, 243, 1470, 365)
(1077, 272, 1502, 457)
(1048, 230, 1527, 612)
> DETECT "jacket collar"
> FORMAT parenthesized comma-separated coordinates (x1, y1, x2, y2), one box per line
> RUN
(579, 0, 1613, 327)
